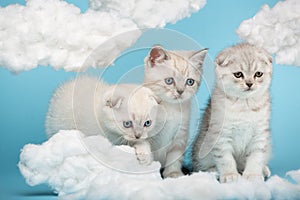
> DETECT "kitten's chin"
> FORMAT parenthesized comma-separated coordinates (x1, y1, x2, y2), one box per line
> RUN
(244, 88, 255, 94)
(164, 97, 185, 104)
(124, 135, 148, 141)
(225, 88, 263, 99)
(161, 94, 191, 104)
(123, 135, 135, 141)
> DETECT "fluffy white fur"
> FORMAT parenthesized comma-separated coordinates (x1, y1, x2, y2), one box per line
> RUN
(144, 45, 208, 178)
(193, 43, 272, 183)
(45, 76, 161, 165)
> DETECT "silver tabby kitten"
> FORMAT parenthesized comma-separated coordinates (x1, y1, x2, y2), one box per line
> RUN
(144, 45, 208, 178)
(192, 43, 272, 183)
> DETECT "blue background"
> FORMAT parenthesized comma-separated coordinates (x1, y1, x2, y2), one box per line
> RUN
(1, 0, 300, 199)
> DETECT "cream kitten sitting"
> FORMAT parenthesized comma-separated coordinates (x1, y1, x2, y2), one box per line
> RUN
(192, 43, 272, 183)
(144, 45, 208, 178)
(46, 76, 160, 165)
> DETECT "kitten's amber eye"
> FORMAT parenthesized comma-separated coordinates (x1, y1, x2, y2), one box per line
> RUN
(165, 77, 174, 85)
(254, 71, 263, 78)
(233, 72, 244, 78)
(123, 121, 132, 128)
(186, 78, 195, 86)
(144, 120, 152, 127)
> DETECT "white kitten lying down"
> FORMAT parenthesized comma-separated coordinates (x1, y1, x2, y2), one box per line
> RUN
(46, 76, 161, 165)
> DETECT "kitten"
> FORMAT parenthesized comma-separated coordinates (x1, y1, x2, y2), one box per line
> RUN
(45, 76, 161, 165)
(192, 43, 272, 183)
(143, 45, 208, 178)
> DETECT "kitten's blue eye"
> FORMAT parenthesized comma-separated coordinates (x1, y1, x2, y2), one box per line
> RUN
(233, 72, 244, 78)
(144, 120, 152, 127)
(186, 78, 195, 86)
(165, 77, 174, 85)
(123, 121, 132, 128)
(254, 71, 263, 78)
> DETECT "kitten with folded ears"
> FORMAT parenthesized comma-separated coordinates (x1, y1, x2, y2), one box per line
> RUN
(192, 43, 272, 183)
(46, 76, 161, 165)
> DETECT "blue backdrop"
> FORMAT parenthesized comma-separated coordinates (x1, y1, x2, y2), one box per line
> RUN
(1, 0, 299, 199)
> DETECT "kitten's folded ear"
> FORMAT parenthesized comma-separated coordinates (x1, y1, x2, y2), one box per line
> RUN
(103, 90, 124, 109)
(148, 45, 170, 67)
(189, 48, 208, 69)
(215, 50, 233, 67)
(259, 49, 272, 64)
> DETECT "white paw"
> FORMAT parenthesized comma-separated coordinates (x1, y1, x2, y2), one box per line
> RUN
(134, 142, 153, 165)
(220, 173, 240, 183)
(243, 173, 264, 182)
(136, 151, 153, 165)
(164, 171, 184, 179)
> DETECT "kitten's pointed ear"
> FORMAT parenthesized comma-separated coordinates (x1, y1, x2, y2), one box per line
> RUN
(189, 48, 208, 69)
(148, 45, 170, 67)
(104, 90, 124, 109)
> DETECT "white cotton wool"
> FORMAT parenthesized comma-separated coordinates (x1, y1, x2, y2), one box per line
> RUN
(0, 0, 207, 73)
(267, 175, 300, 200)
(18, 130, 161, 199)
(89, 0, 206, 28)
(237, 0, 300, 66)
(0, 0, 139, 73)
(288, 169, 300, 183)
(19, 130, 300, 200)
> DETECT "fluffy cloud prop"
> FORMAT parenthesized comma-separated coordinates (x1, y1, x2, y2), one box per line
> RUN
(19, 130, 300, 199)
(0, 0, 206, 73)
(89, 0, 206, 28)
(237, 0, 300, 66)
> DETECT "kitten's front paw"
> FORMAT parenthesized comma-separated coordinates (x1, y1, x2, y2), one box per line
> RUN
(164, 171, 184, 179)
(136, 151, 153, 165)
(134, 142, 153, 165)
(243, 173, 264, 182)
(220, 173, 240, 183)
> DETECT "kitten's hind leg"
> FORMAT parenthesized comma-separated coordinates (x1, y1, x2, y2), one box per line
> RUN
(207, 166, 217, 173)
(163, 149, 185, 178)
(163, 161, 184, 178)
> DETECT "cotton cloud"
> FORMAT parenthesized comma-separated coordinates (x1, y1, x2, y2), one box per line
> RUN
(237, 0, 300, 66)
(19, 130, 300, 199)
(19, 130, 161, 199)
(0, 0, 206, 73)
(0, 0, 139, 73)
(89, 0, 206, 28)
